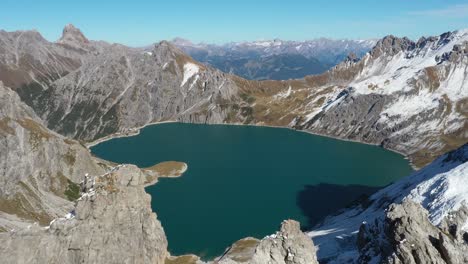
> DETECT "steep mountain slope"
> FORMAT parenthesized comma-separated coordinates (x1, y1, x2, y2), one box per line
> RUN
(308, 143, 468, 263)
(0, 26, 246, 141)
(173, 37, 376, 80)
(0, 81, 104, 230)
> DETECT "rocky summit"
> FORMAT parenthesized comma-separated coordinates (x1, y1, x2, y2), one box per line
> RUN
(0, 24, 467, 264)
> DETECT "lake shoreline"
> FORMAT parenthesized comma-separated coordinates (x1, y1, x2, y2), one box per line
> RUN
(86, 120, 178, 148)
(87, 120, 417, 170)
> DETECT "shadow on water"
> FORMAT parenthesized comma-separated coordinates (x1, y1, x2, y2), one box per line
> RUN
(297, 183, 381, 230)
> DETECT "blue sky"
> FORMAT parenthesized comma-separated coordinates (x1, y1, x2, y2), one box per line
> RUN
(2, 0, 468, 46)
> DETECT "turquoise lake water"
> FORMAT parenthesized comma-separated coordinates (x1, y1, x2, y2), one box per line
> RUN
(90, 123, 413, 259)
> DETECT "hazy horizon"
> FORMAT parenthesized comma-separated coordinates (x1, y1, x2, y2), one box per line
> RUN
(3, 23, 468, 49)
(2, 0, 468, 46)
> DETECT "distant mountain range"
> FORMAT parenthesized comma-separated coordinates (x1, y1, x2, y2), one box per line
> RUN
(171, 38, 377, 80)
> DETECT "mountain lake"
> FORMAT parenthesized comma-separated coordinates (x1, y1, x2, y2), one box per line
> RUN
(90, 122, 413, 259)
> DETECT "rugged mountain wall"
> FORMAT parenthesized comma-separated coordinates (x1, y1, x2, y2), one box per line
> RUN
(1, 28, 245, 141)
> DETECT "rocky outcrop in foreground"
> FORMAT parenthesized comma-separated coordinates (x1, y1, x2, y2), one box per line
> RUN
(358, 201, 468, 264)
(0, 165, 168, 264)
(217, 220, 318, 264)
(166, 220, 318, 264)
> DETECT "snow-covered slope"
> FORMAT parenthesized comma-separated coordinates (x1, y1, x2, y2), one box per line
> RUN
(308, 143, 468, 262)
(293, 29, 468, 167)
(350, 30, 468, 139)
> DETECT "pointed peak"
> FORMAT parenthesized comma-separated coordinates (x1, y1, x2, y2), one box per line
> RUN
(58, 24, 89, 45)
(64, 23, 78, 31)
(369, 35, 415, 57)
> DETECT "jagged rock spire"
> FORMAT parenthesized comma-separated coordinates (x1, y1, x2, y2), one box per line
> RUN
(58, 24, 89, 45)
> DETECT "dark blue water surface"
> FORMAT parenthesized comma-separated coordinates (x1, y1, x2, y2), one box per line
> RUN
(91, 123, 412, 259)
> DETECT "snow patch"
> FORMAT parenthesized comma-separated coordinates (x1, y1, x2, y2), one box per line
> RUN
(274, 86, 292, 99)
(181, 63, 199, 87)
(406, 162, 468, 225)
(188, 74, 200, 91)
(383, 94, 438, 117)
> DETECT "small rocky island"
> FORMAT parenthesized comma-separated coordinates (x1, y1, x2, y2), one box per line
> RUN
(144, 161, 188, 178)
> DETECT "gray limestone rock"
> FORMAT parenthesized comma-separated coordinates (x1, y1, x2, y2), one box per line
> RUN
(0, 165, 168, 264)
(217, 220, 318, 264)
(358, 200, 468, 264)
